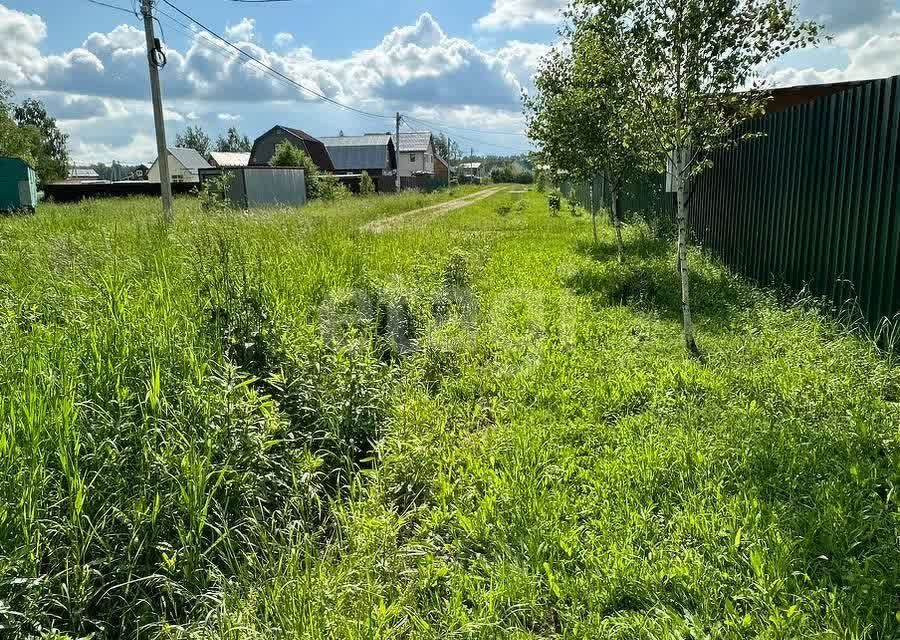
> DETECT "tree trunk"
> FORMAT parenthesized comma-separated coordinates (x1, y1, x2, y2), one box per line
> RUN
(676, 148, 699, 355)
(612, 189, 624, 263)
(590, 181, 598, 244)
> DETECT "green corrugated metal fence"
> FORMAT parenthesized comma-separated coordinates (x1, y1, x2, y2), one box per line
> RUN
(568, 74, 900, 329)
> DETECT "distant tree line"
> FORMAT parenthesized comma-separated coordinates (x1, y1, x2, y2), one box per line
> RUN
(174, 125, 253, 158)
(0, 81, 69, 185)
(490, 164, 534, 184)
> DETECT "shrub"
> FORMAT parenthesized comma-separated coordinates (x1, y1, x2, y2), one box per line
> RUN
(490, 164, 534, 184)
(316, 174, 351, 202)
(198, 172, 235, 211)
(548, 192, 561, 215)
(359, 172, 375, 195)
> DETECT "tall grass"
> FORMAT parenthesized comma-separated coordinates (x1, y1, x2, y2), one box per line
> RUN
(2, 188, 899, 639)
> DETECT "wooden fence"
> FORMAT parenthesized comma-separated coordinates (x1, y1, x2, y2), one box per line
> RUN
(570, 74, 900, 329)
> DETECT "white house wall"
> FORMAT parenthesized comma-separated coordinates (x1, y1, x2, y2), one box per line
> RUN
(148, 153, 201, 184)
(397, 145, 435, 177)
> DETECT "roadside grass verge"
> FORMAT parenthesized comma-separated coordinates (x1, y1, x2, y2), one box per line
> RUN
(2, 188, 899, 639)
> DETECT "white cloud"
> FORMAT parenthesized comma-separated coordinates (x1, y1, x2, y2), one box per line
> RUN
(273, 32, 294, 48)
(1, 7, 539, 111)
(0, 4, 47, 84)
(0, 5, 545, 160)
(801, 0, 894, 37)
(476, 0, 566, 30)
(69, 132, 158, 165)
(224, 18, 255, 43)
(495, 40, 552, 94)
(770, 23, 900, 87)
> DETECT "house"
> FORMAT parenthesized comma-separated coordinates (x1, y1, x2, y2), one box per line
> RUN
(392, 131, 437, 177)
(123, 164, 149, 181)
(249, 126, 335, 172)
(458, 162, 483, 184)
(319, 134, 397, 177)
(148, 147, 212, 184)
(209, 152, 251, 169)
(66, 166, 101, 182)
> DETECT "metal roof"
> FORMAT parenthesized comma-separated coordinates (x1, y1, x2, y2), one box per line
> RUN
(169, 147, 213, 171)
(320, 135, 393, 171)
(209, 152, 250, 168)
(321, 134, 392, 147)
(458, 162, 482, 169)
(392, 131, 433, 152)
(69, 167, 100, 178)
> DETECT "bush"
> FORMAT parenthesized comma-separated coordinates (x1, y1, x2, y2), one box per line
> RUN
(548, 192, 561, 215)
(315, 174, 351, 202)
(198, 172, 235, 211)
(490, 164, 534, 185)
(359, 172, 375, 195)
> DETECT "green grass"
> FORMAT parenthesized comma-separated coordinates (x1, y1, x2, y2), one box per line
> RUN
(1, 188, 899, 639)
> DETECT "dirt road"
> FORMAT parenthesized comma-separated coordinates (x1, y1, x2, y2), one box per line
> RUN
(362, 186, 507, 234)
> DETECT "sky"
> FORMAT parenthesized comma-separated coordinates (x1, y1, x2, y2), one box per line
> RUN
(1, 0, 900, 164)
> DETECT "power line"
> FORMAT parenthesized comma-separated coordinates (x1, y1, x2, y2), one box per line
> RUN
(154, 9, 396, 132)
(403, 114, 532, 154)
(160, 0, 392, 122)
(84, 0, 137, 15)
(84, 0, 530, 154)
(404, 114, 528, 137)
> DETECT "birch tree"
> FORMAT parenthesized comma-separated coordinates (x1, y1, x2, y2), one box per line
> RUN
(570, 0, 819, 354)
(525, 30, 647, 259)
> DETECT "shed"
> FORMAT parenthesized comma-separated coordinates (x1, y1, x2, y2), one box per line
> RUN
(250, 126, 335, 172)
(199, 166, 307, 209)
(149, 147, 213, 184)
(0, 157, 38, 213)
(319, 134, 397, 177)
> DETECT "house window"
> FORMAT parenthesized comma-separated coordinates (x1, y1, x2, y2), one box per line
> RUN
(410, 154, 417, 163)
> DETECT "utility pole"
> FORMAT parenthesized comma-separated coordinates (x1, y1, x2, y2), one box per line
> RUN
(395, 112, 401, 193)
(141, 0, 173, 222)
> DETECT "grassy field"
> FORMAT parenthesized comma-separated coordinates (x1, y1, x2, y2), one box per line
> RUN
(1, 187, 899, 639)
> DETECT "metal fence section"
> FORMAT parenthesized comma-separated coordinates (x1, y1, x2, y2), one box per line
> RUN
(199, 167, 306, 209)
(691, 74, 900, 327)
(567, 74, 900, 329)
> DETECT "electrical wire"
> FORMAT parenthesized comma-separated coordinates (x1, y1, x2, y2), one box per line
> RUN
(84, 0, 136, 15)
(160, 0, 393, 122)
(404, 114, 532, 154)
(82, 0, 530, 154)
(153, 9, 396, 132)
(157, 8, 393, 132)
(404, 114, 528, 137)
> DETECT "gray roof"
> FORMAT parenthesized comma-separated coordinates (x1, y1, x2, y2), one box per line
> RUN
(320, 134, 393, 171)
(209, 151, 250, 168)
(392, 131, 432, 153)
(168, 147, 212, 171)
(69, 167, 99, 178)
